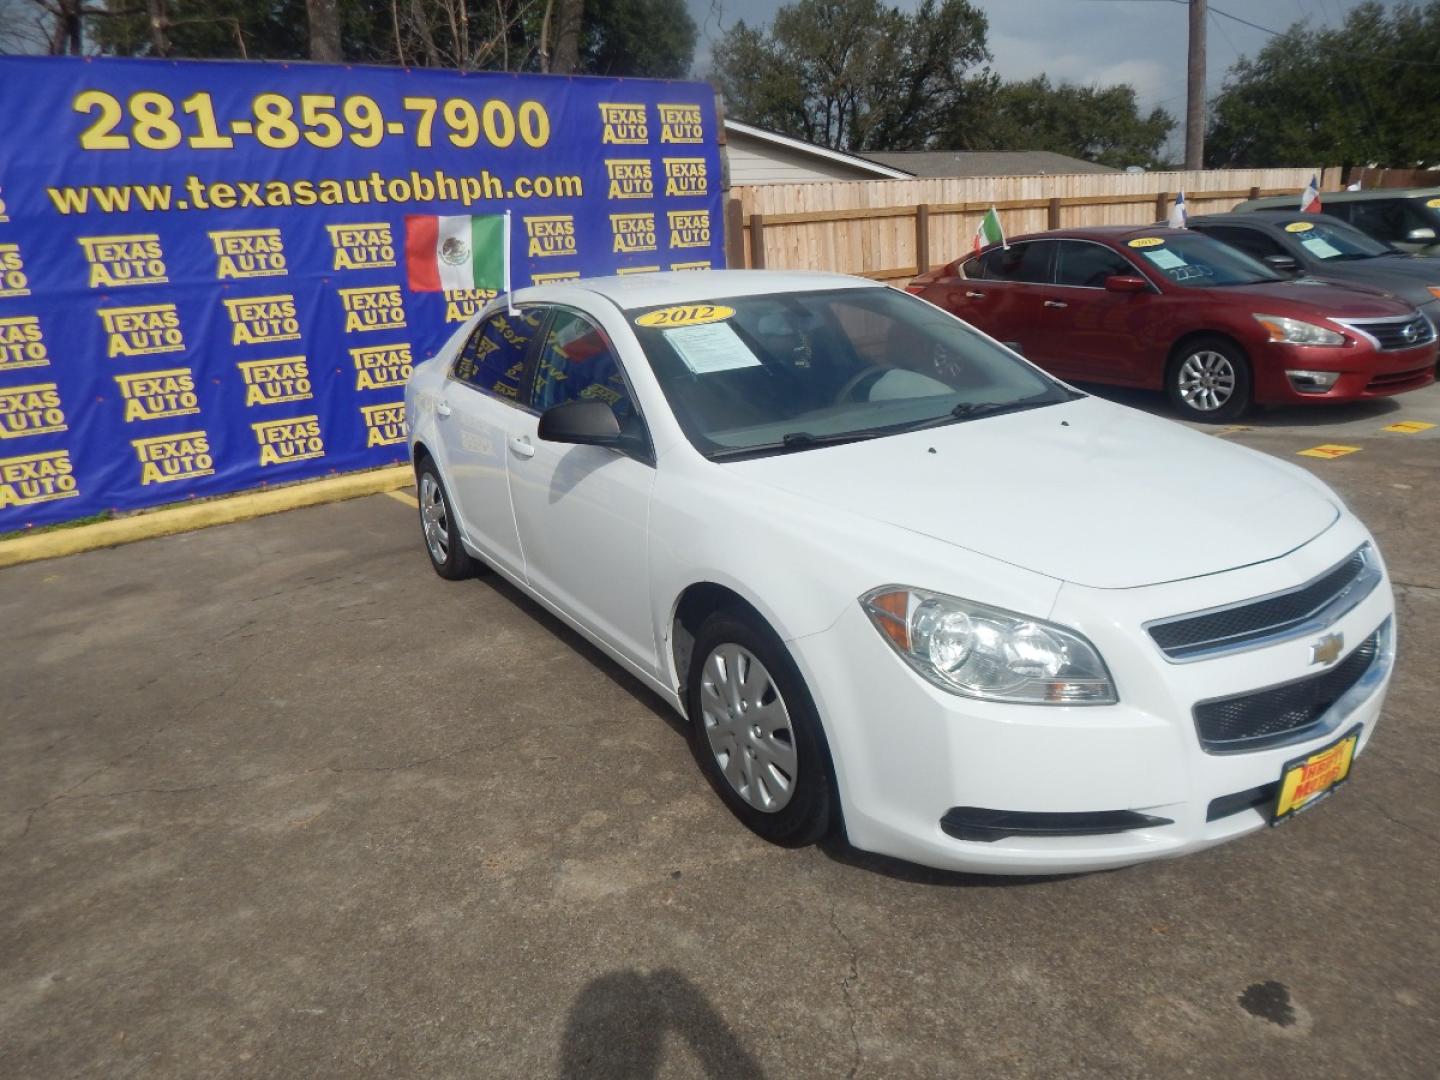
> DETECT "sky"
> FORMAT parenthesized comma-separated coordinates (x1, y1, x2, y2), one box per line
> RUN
(685, 0, 1407, 154)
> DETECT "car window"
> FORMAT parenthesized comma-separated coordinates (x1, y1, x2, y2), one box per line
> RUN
(968, 241, 1054, 284)
(627, 287, 1075, 459)
(1269, 218, 1393, 260)
(1053, 241, 1137, 288)
(530, 309, 636, 424)
(452, 308, 545, 404)
(1348, 199, 1438, 244)
(1194, 225, 1287, 261)
(1122, 233, 1281, 288)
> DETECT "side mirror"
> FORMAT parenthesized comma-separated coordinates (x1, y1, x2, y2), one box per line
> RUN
(1104, 275, 1150, 293)
(1263, 254, 1300, 274)
(537, 399, 622, 446)
(1405, 227, 1437, 242)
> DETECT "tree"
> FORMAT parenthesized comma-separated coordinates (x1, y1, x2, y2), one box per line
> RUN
(582, 0, 695, 79)
(710, 0, 990, 152)
(1207, 1, 1440, 168)
(307, 0, 341, 62)
(956, 76, 1175, 169)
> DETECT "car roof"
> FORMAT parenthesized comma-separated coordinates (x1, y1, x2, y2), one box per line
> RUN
(512, 269, 878, 311)
(1189, 211, 1345, 226)
(1243, 186, 1440, 205)
(1003, 225, 1191, 244)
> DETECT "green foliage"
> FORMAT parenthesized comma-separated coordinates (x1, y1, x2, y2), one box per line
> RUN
(958, 76, 1175, 169)
(709, 0, 1171, 166)
(711, 0, 990, 152)
(582, 0, 696, 79)
(1207, 1, 1440, 167)
(85, 0, 695, 77)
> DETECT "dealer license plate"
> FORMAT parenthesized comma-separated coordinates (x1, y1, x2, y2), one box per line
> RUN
(1270, 725, 1361, 825)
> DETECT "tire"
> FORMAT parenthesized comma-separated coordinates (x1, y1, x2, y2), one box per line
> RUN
(1167, 336, 1253, 423)
(685, 609, 837, 847)
(416, 458, 480, 580)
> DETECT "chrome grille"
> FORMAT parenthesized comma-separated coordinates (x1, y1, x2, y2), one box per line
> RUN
(1146, 545, 1378, 661)
(1340, 314, 1436, 351)
(1193, 630, 1380, 752)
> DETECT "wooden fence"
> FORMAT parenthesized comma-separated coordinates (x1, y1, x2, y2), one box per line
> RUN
(725, 168, 1330, 283)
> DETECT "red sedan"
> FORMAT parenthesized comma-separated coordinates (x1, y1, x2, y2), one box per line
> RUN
(907, 226, 1437, 421)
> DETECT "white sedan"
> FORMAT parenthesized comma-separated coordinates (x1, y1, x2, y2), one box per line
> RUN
(403, 270, 1395, 875)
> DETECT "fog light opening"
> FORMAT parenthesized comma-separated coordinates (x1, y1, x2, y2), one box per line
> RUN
(1286, 369, 1341, 393)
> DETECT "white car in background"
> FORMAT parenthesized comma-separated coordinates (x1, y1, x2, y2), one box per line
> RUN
(403, 270, 1395, 875)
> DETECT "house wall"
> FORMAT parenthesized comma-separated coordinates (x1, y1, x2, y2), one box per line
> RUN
(724, 132, 885, 185)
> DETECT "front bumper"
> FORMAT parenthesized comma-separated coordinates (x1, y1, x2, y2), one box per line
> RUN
(791, 517, 1396, 875)
(1252, 339, 1436, 403)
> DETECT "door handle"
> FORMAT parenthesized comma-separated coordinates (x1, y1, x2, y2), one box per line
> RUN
(965, 290, 986, 298)
(435, 400, 452, 418)
(1044, 300, 1068, 309)
(509, 435, 536, 459)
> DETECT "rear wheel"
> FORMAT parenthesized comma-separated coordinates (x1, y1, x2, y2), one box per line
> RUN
(1167, 336, 1253, 422)
(416, 459, 479, 580)
(685, 610, 836, 847)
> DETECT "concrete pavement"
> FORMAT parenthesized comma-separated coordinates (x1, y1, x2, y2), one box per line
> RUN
(2, 385, 1437, 1078)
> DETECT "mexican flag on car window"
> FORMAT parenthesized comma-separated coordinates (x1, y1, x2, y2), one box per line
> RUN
(973, 206, 1006, 254)
(405, 213, 509, 292)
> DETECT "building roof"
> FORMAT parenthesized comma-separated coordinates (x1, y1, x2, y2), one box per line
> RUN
(862, 150, 1118, 178)
(723, 121, 913, 180)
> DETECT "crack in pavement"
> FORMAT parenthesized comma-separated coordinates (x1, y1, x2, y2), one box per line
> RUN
(1359, 796, 1440, 850)
(829, 902, 863, 1080)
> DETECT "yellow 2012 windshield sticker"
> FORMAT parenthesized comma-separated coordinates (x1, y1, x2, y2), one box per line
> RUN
(1285, 221, 1315, 232)
(634, 304, 734, 328)
(1128, 237, 1165, 248)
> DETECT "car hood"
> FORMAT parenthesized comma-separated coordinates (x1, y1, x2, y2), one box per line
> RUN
(1208, 277, 1415, 318)
(1307, 259, 1440, 307)
(728, 396, 1339, 590)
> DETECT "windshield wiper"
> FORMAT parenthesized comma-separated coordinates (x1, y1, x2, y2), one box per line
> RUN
(707, 429, 881, 461)
(892, 396, 1061, 434)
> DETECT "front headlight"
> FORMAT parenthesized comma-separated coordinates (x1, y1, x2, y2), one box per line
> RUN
(860, 586, 1117, 705)
(1253, 314, 1346, 346)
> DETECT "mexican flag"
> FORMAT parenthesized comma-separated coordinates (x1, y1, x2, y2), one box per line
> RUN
(405, 213, 509, 292)
(973, 207, 1006, 254)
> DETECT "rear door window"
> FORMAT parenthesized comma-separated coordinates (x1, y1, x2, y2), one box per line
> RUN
(452, 308, 545, 405)
(967, 241, 1055, 284)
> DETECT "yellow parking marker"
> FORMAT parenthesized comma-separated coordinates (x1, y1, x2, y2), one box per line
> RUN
(1381, 420, 1436, 434)
(1297, 444, 1362, 460)
(1212, 425, 1252, 437)
(385, 489, 418, 509)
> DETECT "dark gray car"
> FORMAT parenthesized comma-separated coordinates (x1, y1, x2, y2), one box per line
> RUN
(1233, 187, 1440, 255)
(1189, 211, 1440, 329)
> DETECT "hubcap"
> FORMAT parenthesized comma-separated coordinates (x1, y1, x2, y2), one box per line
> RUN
(1177, 350, 1237, 412)
(699, 644, 798, 813)
(419, 473, 450, 564)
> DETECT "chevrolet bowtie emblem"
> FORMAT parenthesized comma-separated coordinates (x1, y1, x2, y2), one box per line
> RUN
(1310, 632, 1344, 666)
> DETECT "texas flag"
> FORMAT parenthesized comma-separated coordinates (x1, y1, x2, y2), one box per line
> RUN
(1300, 175, 1323, 214)
(405, 212, 510, 292)
(1167, 191, 1188, 229)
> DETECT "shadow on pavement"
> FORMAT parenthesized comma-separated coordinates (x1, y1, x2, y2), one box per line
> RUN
(817, 834, 1079, 888)
(470, 571, 688, 740)
(558, 969, 765, 1079)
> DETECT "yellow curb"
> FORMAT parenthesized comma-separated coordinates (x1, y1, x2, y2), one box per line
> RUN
(0, 465, 413, 570)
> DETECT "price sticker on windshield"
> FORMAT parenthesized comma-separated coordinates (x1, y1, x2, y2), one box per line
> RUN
(1128, 237, 1165, 248)
(1285, 221, 1315, 233)
(635, 304, 735, 328)
(1427, 198, 1440, 208)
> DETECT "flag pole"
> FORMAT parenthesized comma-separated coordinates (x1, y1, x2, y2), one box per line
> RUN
(503, 209, 517, 316)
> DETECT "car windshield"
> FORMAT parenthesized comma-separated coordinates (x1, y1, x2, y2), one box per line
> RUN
(1126, 233, 1282, 287)
(1276, 218, 1394, 260)
(627, 287, 1076, 459)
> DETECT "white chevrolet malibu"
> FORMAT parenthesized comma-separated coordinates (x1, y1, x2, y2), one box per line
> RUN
(404, 270, 1395, 875)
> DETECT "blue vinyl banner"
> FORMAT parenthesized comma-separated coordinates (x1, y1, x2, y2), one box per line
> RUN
(0, 56, 723, 528)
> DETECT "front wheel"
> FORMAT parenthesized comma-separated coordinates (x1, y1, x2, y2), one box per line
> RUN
(685, 610, 836, 847)
(416, 459, 479, 580)
(1167, 337, 1253, 422)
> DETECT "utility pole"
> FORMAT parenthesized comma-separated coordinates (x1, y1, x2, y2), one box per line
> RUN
(1185, 0, 1207, 169)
